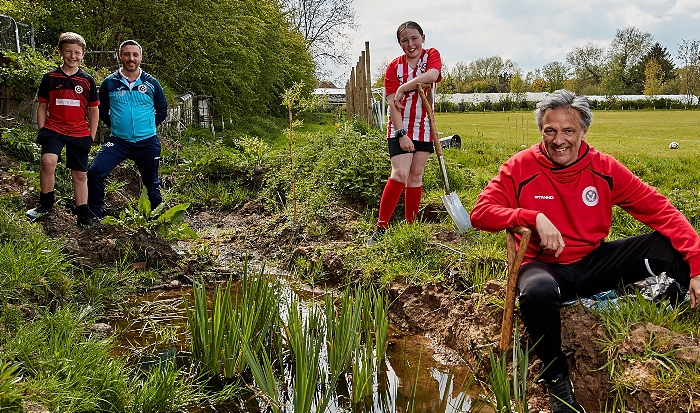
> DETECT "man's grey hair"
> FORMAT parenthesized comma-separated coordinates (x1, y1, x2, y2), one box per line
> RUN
(534, 89, 593, 130)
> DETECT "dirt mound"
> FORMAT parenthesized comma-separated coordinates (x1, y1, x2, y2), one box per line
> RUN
(31, 206, 180, 269)
(385, 280, 700, 412)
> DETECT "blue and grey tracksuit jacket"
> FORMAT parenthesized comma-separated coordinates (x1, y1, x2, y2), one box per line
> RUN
(98, 69, 167, 142)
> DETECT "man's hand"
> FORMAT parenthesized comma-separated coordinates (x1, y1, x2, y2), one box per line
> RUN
(689, 277, 700, 309)
(535, 212, 565, 257)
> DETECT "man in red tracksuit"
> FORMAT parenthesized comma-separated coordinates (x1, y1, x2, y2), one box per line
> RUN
(470, 89, 700, 413)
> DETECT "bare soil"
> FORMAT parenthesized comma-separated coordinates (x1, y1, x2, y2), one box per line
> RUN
(3, 148, 698, 412)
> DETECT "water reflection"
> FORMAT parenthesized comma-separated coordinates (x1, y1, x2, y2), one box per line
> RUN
(106, 280, 488, 412)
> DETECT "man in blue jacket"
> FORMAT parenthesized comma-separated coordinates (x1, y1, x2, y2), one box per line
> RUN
(87, 39, 167, 221)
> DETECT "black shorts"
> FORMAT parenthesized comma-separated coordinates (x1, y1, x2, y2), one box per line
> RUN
(387, 137, 434, 158)
(37, 128, 92, 172)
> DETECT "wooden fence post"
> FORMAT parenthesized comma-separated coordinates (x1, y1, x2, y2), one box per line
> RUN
(346, 42, 375, 125)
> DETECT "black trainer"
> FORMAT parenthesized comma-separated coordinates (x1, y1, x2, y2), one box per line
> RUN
(26, 204, 53, 221)
(75, 204, 99, 228)
(546, 372, 586, 413)
(365, 227, 386, 248)
(26, 191, 55, 221)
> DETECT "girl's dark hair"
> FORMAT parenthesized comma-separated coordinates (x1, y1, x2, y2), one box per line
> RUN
(396, 21, 423, 41)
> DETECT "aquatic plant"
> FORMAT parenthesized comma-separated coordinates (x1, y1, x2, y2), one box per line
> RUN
(324, 288, 360, 377)
(488, 321, 530, 413)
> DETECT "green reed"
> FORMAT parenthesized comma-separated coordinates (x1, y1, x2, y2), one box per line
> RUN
(324, 288, 361, 377)
(372, 288, 389, 363)
(243, 342, 280, 413)
(286, 298, 325, 413)
(185, 280, 230, 376)
(224, 263, 281, 377)
(186, 261, 282, 379)
(488, 321, 530, 413)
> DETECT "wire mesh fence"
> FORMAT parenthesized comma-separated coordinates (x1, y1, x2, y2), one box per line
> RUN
(0, 14, 34, 53)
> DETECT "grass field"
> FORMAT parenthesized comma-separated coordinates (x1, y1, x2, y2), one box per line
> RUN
(435, 109, 700, 159)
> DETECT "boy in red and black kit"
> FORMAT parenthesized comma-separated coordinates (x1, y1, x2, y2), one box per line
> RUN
(26, 32, 99, 227)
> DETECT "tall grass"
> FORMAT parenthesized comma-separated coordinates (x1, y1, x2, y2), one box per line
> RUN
(488, 322, 530, 413)
(186, 262, 282, 379)
(324, 289, 360, 377)
(0, 362, 22, 410)
(131, 360, 207, 413)
(3, 306, 130, 411)
(286, 299, 326, 412)
(186, 274, 395, 412)
(0, 209, 73, 303)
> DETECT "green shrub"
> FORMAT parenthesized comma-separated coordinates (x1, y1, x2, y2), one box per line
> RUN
(101, 187, 197, 241)
(178, 136, 268, 185)
(0, 49, 57, 100)
(0, 126, 40, 163)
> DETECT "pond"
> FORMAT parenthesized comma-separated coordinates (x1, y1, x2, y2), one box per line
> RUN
(107, 277, 490, 412)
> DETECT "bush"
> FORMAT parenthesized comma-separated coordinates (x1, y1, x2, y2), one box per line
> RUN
(293, 124, 388, 206)
(0, 49, 57, 100)
(0, 126, 40, 162)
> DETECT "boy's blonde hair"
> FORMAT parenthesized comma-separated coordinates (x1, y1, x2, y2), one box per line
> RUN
(58, 32, 86, 53)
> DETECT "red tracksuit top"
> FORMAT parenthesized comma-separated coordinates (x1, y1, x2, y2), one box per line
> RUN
(470, 142, 700, 276)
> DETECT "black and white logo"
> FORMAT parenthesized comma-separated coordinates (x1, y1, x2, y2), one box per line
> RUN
(582, 186, 598, 207)
(74, 85, 83, 94)
(137, 84, 148, 93)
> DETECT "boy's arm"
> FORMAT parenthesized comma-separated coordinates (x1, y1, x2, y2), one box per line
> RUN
(37, 102, 48, 129)
(88, 106, 99, 140)
(98, 80, 111, 127)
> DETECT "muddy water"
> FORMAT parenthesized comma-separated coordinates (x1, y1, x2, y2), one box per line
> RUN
(107, 280, 491, 412)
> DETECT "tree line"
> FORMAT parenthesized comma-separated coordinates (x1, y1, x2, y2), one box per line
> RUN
(437, 27, 700, 100)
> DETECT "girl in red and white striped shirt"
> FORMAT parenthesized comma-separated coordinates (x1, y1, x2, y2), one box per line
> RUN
(367, 21, 442, 247)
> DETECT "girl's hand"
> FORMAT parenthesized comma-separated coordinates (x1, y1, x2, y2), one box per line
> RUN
(399, 135, 414, 152)
(394, 88, 406, 110)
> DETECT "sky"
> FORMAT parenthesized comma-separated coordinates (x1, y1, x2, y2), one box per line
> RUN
(336, 0, 700, 84)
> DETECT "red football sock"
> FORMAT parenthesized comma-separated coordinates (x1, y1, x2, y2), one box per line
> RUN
(376, 178, 405, 229)
(404, 185, 422, 223)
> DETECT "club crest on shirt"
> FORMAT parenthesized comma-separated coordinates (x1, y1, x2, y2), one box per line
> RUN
(420, 62, 427, 71)
(582, 186, 598, 207)
(74, 85, 83, 94)
(138, 84, 148, 93)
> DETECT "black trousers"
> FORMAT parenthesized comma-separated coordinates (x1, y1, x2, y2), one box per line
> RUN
(517, 232, 690, 380)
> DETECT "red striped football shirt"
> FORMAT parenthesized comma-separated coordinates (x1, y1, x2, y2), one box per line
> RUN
(384, 48, 442, 142)
(37, 67, 99, 137)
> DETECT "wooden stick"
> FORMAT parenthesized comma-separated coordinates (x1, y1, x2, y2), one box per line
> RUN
(500, 226, 532, 352)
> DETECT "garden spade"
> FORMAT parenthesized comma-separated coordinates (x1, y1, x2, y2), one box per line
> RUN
(416, 83, 472, 232)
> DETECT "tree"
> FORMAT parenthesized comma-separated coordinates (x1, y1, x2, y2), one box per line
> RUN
(281, 0, 357, 77)
(530, 78, 547, 92)
(443, 56, 519, 93)
(643, 58, 663, 97)
(606, 26, 654, 92)
(629, 42, 676, 94)
(541, 61, 569, 92)
(0, 0, 49, 27)
(566, 43, 605, 93)
(509, 72, 527, 95)
(676, 39, 700, 101)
